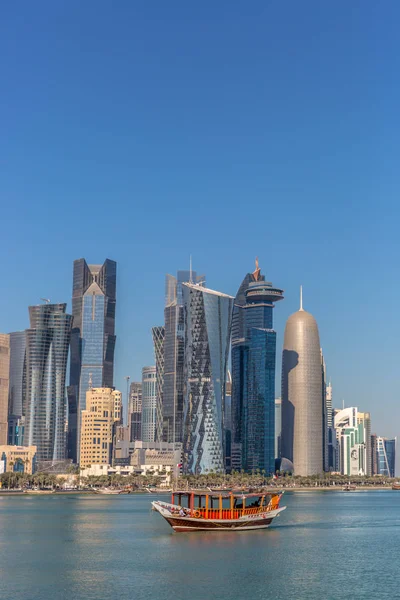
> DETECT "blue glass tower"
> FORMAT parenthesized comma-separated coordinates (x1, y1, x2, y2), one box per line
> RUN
(231, 260, 283, 474)
(69, 258, 116, 462)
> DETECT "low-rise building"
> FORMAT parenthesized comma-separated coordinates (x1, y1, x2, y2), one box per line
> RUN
(0, 445, 37, 474)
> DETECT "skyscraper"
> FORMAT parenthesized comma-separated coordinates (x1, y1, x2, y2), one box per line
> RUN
(376, 436, 396, 477)
(151, 326, 165, 442)
(129, 382, 142, 442)
(141, 366, 157, 442)
(163, 270, 204, 444)
(231, 261, 283, 474)
(334, 407, 370, 476)
(275, 398, 282, 460)
(182, 282, 233, 474)
(281, 289, 323, 476)
(7, 331, 26, 446)
(25, 303, 72, 462)
(69, 258, 117, 462)
(0, 334, 10, 445)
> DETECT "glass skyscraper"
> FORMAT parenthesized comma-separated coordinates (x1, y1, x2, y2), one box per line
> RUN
(151, 326, 165, 442)
(376, 436, 396, 477)
(163, 270, 204, 444)
(69, 258, 116, 462)
(0, 334, 10, 445)
(25, 303, 72, 461)
(141, 366, 157, 442)
(182, 282, 233, 474)
(8, 331, 26, 446)
(231, 261, 283, 474)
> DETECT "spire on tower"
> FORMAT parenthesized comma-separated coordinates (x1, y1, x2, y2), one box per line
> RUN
(299, 285, 303, 311)
(252, 256, 261, 281)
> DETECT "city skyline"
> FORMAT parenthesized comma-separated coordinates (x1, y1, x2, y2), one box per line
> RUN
(2, 3, 400, 443)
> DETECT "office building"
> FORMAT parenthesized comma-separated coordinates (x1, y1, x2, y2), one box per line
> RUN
(357, 411, 372, 476)
(281, 289, 323, 476)
(231, 260, 283, 474)
(334, 407, 369, 476)
(151, 326, 165, 442)
(25, 303, 72, 462)
(163, 270, 204, 444)
(224, 372, 232, 472)
(371, 434, 378, 475)
(182, 282, 233, 474)
(275, 398, 282, 459)
(129, 382, 142, 442)
(0, 334, 10, 445)
(69, 258, 117, 462)
(80, 387, 121, 468)
(141, 366, 157, 442)
(376, 436, 396, 477)
(7, 331, 26, 445)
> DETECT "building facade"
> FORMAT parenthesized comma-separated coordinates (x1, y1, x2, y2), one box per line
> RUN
(7, 331, 26, 445)
(80, 387, 121, 468)
(357, 411, 372, 476)
(334, 407, 369, 476)
(275, 398, 282, 460)
(0, 334, 10, 445)
(231, 261, 283, 474)
(25, 303, 72, 462)
(129, 382, 142, 442)
(151, 326, 165, 442)
(376, 436, 396, 477)
(0, 445, 37, 474)
(68, 258, 117, 462)
(163, 270, 205, 444)
(182, 282, 233, 474)
(141, 367, 157, 443)
(281, 290, 323, 476)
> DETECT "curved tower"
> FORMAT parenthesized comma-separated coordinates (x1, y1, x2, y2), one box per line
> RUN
(281, 288, 322, 476)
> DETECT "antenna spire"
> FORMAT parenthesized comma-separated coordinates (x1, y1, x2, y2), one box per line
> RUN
(299, 285, 303, 311)
(189, 255, 193, 284)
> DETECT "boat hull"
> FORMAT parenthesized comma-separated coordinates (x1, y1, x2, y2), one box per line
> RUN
(152, 501, 285, 533)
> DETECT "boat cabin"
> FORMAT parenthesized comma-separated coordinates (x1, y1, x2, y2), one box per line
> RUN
(170, 491, 281, 520)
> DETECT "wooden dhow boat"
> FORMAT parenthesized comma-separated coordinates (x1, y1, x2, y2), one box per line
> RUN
(152, 490, 286, 533)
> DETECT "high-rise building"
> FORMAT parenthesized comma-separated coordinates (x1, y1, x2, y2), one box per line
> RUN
(0, 334, 10, 445)
(231, 261, 283, 474)
(163, 270, 205, 444)
(376, 436, 396, 477)
(128, 382, 142, 442)
(371, 434, 378, 475)
(281, 289, 323, 476)
(334, 407, 369, 476)
(224, 372, 232, 472)
(8, 331, 27, 446)
(141, 366, 157, 442)
(69, 258, 117, 462)
(25, 303, 72, 462)
(182, 282, 233, 474)
(151, 326, 165, 442)
(275, 398, 282, 460)
(357, 411, 372, 476)
(80, 387, 121, 468)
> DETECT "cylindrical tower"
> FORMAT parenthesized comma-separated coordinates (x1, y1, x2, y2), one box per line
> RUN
(281, 290, 323, 476)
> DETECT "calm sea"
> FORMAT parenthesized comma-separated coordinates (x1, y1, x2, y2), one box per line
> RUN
(0, 491, 399, 600)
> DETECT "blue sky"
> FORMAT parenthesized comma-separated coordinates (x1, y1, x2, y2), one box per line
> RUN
(1, 2, 400, 438)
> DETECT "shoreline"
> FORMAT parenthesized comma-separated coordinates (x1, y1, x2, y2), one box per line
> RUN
(0, 486, 396, 496)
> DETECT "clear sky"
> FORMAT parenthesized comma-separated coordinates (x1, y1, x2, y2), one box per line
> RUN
(1, 2, 399, 439)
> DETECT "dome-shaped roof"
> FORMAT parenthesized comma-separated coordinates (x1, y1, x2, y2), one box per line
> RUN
(285, 308, 319, 329)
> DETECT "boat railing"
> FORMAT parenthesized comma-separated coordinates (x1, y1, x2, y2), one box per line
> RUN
(187, 501, 280, 520)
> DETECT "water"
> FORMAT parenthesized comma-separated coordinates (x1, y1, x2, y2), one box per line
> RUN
(0, 491, 399, 600)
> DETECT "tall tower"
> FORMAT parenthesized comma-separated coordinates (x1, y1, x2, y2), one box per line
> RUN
(141, 366, 157, 442)
(69, 258, 116, 462)
(151, 326, 165, 442)
(0, 334, 10, 445)
(281, 288, 323, 476)
(231, 260, 284, 474)
(25, 303, 72, 462)
(163, 269, 204, 444)
(182, 282, 233, 474)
